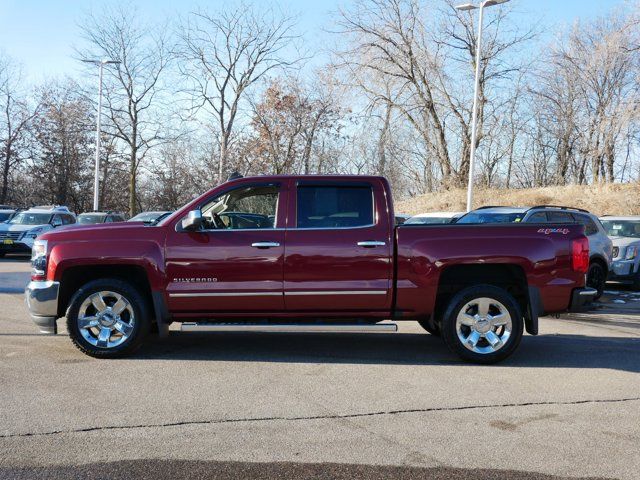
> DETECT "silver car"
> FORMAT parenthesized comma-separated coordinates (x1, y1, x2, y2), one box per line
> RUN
(600, 216, 640, 289)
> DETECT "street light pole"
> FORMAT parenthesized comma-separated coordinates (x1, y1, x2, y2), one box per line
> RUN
(82, 59, 120, 212)
(455, 0, 510, 212)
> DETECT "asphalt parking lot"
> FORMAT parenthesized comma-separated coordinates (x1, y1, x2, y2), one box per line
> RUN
(0, 256, 639, 480)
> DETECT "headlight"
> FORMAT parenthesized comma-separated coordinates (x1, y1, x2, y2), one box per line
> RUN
(625, 246, 638, 260)
(24, 228, 43, 240)
(31, 239, 48, 278)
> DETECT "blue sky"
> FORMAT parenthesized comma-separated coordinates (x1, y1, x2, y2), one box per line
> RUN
(0, 0, 628, 84)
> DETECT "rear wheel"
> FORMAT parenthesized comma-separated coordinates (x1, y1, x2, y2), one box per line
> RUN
(587, 262, 606, 300)
(66, 279, 150, 358)
(441, 285, 523, 364)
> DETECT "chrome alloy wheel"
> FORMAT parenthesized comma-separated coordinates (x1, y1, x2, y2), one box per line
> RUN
(77, 291, 135, 349)
(455, 297, 512, 354)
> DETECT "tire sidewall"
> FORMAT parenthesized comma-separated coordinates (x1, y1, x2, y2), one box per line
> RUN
(66, 279, 149, 358)
(441, 285, 524, 364)
(587, 263, 605, 299)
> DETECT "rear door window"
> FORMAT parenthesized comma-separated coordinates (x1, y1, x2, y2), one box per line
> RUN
(548, 211, 573, 223)
(296, 186, 374, 229)
(528, 212, 548, 222)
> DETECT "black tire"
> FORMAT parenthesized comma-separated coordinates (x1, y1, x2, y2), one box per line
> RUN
(66, 278, 150, 358)
(441, 285, 524, 364)
(587, 262, 606, 300)
(0, 252, 5, 258)
(417, 318, 441, 336)
(632, 271, 640, 291)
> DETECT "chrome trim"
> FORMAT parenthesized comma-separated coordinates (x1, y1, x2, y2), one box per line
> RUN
(284, 290, 387, 296)
(25, 281, 60, 335)
(169, 291, 282, 298)
(357, 241, 386, 247)
(251, 241, 280, 248)
(181, 322, 398, 333)
(293, 223, 377, 231)
(578, 288, 598, 296)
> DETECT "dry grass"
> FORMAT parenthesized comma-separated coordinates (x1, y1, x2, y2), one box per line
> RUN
(395, 182, 640, 217)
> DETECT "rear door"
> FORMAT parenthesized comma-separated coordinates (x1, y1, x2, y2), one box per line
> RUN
(283, 179, 393, 312)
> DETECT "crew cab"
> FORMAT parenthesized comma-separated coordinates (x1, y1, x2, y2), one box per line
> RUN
(25, 176, 595, 363)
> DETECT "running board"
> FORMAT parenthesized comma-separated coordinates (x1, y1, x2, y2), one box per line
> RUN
(180, 322, 398, 333)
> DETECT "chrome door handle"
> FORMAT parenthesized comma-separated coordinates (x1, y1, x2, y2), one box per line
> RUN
(357, 241, 386, 248)
(251, 242, 280, 249)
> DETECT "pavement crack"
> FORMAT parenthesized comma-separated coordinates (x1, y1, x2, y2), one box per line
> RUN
(2, 396, 639, 439)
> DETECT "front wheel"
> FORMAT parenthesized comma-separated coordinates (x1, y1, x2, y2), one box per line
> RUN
(587, 262, 606, 300)
(66, 279, 150, 358)
(441, 285, 524, 364)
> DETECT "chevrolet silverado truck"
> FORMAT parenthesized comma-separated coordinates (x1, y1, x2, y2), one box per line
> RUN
(25, 175, 596, 363)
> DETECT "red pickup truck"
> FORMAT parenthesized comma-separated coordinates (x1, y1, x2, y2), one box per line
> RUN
(25, 175, 595, 363)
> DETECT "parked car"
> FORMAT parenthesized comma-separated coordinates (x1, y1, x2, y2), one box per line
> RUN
(456, 206, 613, 298)
(25, 175, 594, 364)
(600, 216, 640, 289)
(0, 206, 75, 257)
(395, 214, 412, 225)
(76, 211, 126, 225)
(0, 208, 17, 224)
(405, 212, 464, 225)
(128, 211, 172, 225)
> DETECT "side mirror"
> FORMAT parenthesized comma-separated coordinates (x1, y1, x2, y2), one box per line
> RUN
(51, 218, 63, 228)
(181, 209, 203, 231)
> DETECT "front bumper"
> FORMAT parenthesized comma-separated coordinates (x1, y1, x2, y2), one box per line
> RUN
(24, 281, 60, 334)
(568, 287, 598, 312)
(0, 241, 32, 254)
(608, 259, 637, 282)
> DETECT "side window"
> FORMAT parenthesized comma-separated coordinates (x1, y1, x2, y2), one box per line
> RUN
(548, 211, 573, 223)
(63, 215, 75, 225)
(105, 216, 114, 223)
(528, 212, 548, 223)
(51, 214, 63, 227)
(575, 214, 599, 236)
(201, 185, 279, 230)
(296, 185, 374, 229)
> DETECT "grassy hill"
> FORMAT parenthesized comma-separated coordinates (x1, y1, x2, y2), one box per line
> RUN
(395, 182, 640, 217)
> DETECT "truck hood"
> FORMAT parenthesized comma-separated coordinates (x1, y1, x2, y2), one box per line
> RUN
(39, 222, 150, 242)
(611, 236, 640, 249)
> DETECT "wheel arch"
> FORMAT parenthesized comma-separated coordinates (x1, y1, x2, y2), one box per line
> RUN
(435, 263, 536, 335)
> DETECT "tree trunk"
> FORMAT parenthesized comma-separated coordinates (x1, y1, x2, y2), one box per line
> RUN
(1, 141, 11, 204)
(129, 145, 138, 217)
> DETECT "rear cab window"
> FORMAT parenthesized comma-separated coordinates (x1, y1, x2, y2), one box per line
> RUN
(296, 185, 374, 229)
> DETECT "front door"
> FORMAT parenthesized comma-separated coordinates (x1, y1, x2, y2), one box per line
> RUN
(283, 180, 393, 312)
(165, 182, 286, 314)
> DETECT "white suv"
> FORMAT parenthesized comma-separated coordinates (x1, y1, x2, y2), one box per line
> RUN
(0, 206, 76, 257)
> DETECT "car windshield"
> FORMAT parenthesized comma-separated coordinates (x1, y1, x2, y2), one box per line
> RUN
(456, 212, 526, 224)
(9, 212, 51, 225)
(406, 217, 453, 225)
(0, 212, 12, 222)
(601, 220, 640, 238)
(77, 214, 105, 225)
(129, 212, 167, 223)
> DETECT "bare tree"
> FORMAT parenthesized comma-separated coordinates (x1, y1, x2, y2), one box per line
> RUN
(177, 5, 299, 179)
(79, 5, 172, 215)
(0, 54, 37, 204)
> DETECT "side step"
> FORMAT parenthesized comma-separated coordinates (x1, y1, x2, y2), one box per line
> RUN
(180, 322, 398, 333)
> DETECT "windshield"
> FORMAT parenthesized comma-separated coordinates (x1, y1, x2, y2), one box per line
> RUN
(0, 212, 12, 222)
(405, 216, 453, 225)
(601, 220, 640, 238)
(9, 212, 51, 225)
(129, 212, 168, 223)
(456, 212, 525, 224)
(77, 214, 105, 225)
